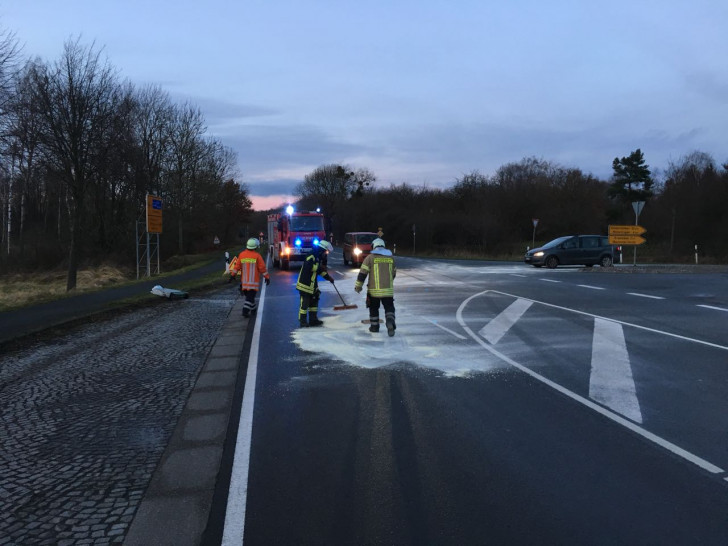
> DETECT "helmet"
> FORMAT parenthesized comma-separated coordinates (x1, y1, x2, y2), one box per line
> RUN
(317, 240, 333, 253)
(372, 238, 385, 249)
(246, 238, 260, 249)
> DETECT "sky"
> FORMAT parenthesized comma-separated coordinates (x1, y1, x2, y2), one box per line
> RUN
(2, 0, 727, 210)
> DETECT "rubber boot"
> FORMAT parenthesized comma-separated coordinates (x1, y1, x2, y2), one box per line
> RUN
(386, 313, 396, 337)
(369, 316, 379, 333)
(308, 311, 324, 327)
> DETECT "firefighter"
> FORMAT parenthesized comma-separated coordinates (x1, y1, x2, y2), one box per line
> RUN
(229, 238, 270, 317)
(296, 240, 335, 327)
(354, 238, 396, 336)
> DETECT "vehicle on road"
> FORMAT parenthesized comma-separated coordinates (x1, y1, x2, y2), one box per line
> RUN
(343, 232, 378, 266)
(267, 207, 326, 270)
(524, 235, 619, 268)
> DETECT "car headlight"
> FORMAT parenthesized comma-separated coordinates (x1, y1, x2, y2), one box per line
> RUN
(534, 251, 544, 257)
(354, 247, 362, 255)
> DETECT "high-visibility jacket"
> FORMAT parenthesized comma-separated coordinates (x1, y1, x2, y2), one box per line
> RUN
(230, 249, 269, 290)
(296, 253, 332, 294)
(355, 249, 396, 297)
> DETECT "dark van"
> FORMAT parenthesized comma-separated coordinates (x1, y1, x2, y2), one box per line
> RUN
(524, 235, 619, 268)
(343, 232, 378, 266)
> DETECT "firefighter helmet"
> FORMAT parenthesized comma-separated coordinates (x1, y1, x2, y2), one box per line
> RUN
(246, 238, 260, 249)
(372, 238, 385, 249)
(317, 240, 333, 253)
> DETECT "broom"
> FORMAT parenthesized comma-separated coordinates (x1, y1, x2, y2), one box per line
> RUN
(332, 282, 358, 310)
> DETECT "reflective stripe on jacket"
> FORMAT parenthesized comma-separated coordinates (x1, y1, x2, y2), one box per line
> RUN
(355, 253, 395, 297)
(296, 254, 330, 294)
(232, 249, 269, 290)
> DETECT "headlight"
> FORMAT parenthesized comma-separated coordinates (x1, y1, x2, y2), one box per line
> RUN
(534, 251, 544, 257)
(353, 247, 362, 255)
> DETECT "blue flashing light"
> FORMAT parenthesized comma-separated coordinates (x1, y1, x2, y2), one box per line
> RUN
(294, 238, 302, 247)
(313, 237, 320, 246)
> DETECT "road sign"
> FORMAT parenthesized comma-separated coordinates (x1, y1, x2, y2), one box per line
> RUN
(608, 235, 646, 245)
(146, 195, 163, 234)
(609, 225, 646, 236)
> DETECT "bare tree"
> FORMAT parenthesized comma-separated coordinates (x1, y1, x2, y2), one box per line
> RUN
(29, 37, 121, 290)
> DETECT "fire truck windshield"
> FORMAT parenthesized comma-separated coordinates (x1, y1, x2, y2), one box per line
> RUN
(291, 216, 325, 232)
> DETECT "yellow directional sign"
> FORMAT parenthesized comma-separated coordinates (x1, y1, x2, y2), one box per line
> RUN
(146, 194, 163, 234)
(609, 225, 646, 236)
(609, 235, 646, 245)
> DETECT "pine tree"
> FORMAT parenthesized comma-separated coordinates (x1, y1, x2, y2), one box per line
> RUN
(608, 149, 653, 203)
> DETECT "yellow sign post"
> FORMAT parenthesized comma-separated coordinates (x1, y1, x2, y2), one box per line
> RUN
(609, 225, 646, 245)
(146, 195, 163, 234)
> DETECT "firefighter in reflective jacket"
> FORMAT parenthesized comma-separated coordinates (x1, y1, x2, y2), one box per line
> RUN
(229, 238, 270, 317)
(354, 238, 396, 336)
(296, 240, 334, 327)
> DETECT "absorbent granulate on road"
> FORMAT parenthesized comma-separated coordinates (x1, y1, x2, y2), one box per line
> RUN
(0, 292, 234, 545)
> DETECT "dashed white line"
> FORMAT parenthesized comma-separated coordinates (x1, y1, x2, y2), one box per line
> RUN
(510, 274, 528, 278)
(697, 304, 728, 313)
(424, 318, 467, 339)
(540, 278, 561, 283)
(628, 292, 665, 300)
(577, 284, 605, 290)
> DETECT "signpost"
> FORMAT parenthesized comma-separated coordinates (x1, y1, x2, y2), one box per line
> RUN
(608, 225, 646, 246)
(531, 218, 539, 249)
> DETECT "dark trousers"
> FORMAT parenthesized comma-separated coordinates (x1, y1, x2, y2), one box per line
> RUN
(242, 289, 258, 316)
(298, 290, 320, 320)
(369, 295, 395, 324)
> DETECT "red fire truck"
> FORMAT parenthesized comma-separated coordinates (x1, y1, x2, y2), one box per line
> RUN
(267, 207, 326, 270)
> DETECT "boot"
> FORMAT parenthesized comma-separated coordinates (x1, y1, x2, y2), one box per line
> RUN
(308, 311, 324, 327)
(369, 316, 379, 332)
(299, 316, 309, 327)
(386, 314, 396, 337)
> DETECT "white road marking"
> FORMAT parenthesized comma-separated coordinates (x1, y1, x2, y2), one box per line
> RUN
(457, 291, 725, 476)
(590, 318, 642, 423)
(628, 292, 665, 300)
(479, 298, 533, 345)
(510, 274, 528, 278)
(697, 304, 728, 313)
(540, 278, 561, 283)
(577, 284, 605, 290)
(424, 318, 467, 340)
(222, 269, 267, 545)
(489, 290, 728, 352)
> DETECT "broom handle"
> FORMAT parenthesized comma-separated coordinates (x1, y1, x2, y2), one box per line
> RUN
(332, 282, 349, 306)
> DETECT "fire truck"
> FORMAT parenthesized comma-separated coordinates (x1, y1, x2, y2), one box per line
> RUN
(267, 207, 326, 270)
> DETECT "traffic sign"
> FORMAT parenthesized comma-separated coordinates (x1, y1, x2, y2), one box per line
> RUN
(609, 235, 646, 245)
(146, 195, 163, 234)
(609, 225, 646, 236)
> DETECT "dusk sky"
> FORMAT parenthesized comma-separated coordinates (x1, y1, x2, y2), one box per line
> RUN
(2, 0, 727, 210)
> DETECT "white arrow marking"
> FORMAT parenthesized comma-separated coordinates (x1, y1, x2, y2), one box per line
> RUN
(479, 298, 533, 345)
(590, 318, 642, 423)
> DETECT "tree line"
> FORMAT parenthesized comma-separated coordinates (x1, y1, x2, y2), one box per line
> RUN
(289, 151, 728, 262)
(0, 33, 252, 289)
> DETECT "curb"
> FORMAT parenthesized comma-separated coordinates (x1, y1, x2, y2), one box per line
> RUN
(124, 297, 248, 546)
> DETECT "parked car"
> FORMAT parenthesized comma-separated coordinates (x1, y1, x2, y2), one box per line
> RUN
(343, 232, 378, 266)
(524, 235, 619, 268)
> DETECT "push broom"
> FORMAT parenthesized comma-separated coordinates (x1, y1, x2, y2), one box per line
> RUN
(332, 282, 358, 310)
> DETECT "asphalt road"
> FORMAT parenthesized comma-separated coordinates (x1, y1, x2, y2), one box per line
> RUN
(2, 255, 727, 545)
(214, 254, 728, 545)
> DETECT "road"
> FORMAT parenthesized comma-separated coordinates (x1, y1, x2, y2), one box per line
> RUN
(214, 255, 728, 545)
(1, 255, 726, 545)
